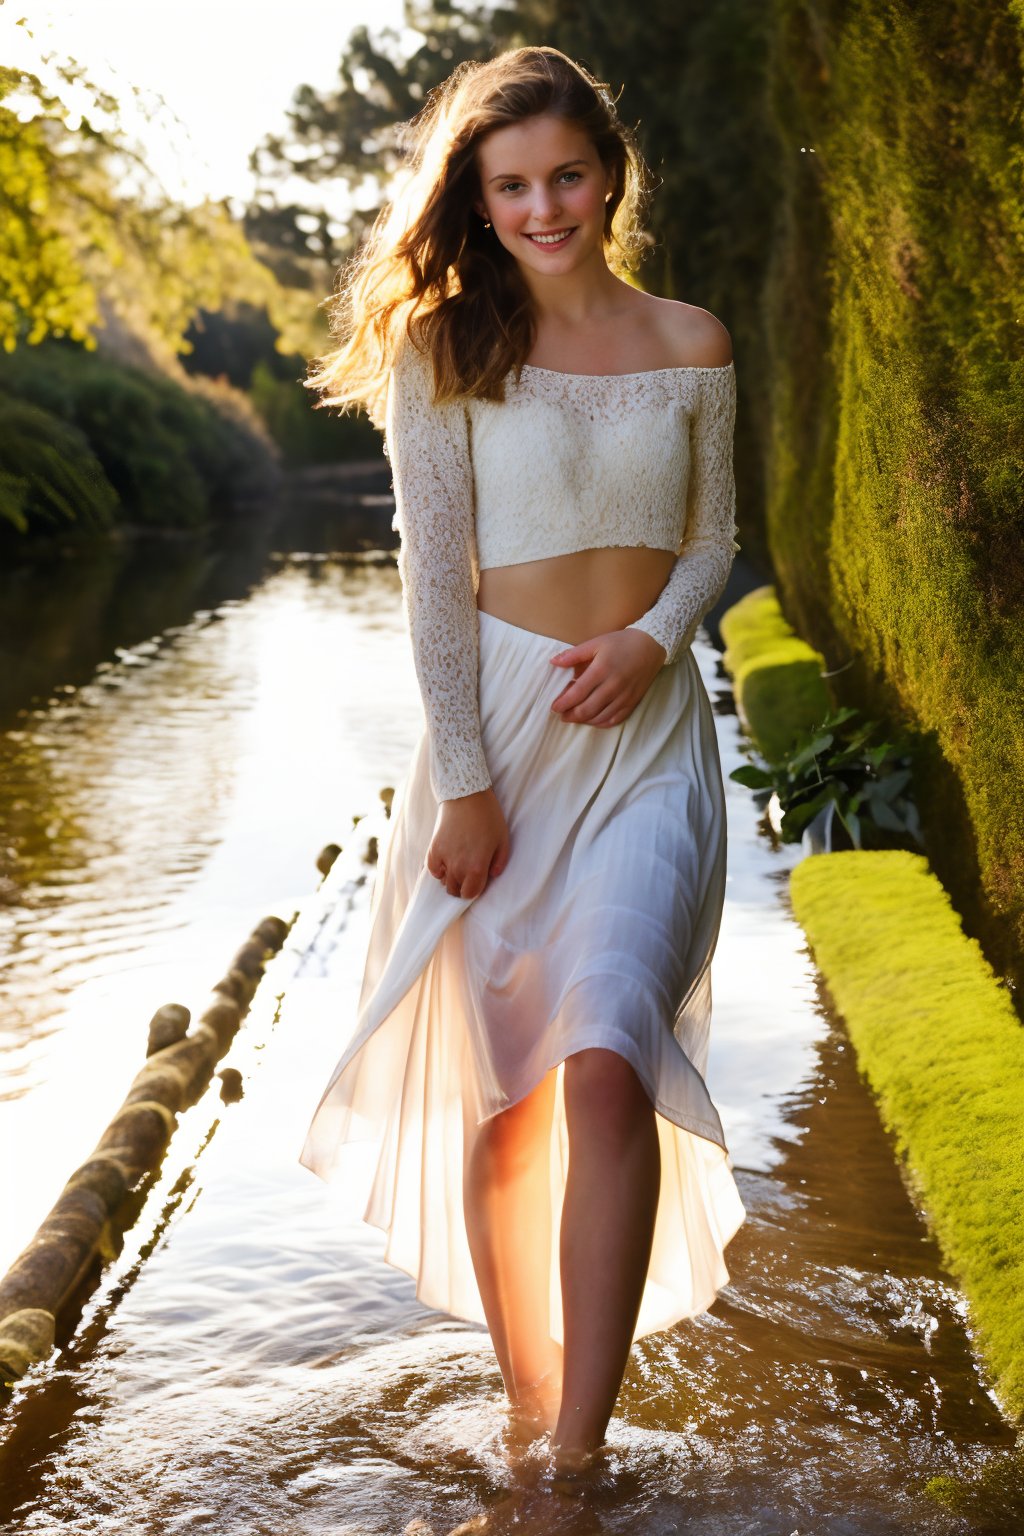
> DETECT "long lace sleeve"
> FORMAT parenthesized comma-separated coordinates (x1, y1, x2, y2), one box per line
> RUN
(627, 362, 740, 665)
(384, 336, 492, 802)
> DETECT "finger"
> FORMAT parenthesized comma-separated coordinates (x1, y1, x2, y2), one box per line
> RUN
(560, 680, 621, 723)
(588, 700, 630, 727)
(551, 668, 607, 715)
(549, 640, 597, 668)
(489, 833, 511, 879)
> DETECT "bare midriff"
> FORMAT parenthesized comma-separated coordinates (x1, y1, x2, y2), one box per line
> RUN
(476, 545, 677, 647)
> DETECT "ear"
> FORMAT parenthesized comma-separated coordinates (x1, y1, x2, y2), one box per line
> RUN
(472, 197, 488, 221)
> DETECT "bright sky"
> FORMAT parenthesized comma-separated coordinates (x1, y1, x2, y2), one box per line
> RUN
(2, 1, 416, 216)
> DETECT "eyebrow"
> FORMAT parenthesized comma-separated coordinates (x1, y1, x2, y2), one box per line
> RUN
(487, 159, 588, 185)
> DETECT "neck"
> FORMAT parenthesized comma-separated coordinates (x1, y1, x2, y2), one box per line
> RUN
(517, 248, 625, 329)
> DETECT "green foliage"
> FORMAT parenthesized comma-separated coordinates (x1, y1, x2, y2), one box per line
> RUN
(789, 849, 1024, 1420)
(0, 396, 117, 534)
(731, 703, 923, 850)
(0, 64, 102, 350)
(0, 341, 278, 540)
(249, 359, 380, 466)
(0, 53, 314, 366)
(722, 587, 921, 849)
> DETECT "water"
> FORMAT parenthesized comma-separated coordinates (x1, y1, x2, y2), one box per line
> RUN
(0, 500, 1021, 1534)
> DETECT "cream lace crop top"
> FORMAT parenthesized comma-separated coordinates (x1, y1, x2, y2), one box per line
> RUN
(384, 335, 740, 802)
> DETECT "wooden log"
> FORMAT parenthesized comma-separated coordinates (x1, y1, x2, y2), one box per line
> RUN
(0, 1310, 55, 1383)
(316, 842, 342, 877)
(0, 910, 291, 1381)
(230, 940, 267, 979)
(198, 996, 243, 1053)
(146, 1003, 190, 1056)
(0, 1186, 108, 1321)
(211, 968, 252, 1006)
(94, 1101, 178, 1179)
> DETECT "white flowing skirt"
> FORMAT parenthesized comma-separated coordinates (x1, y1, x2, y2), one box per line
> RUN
(299, 609, 746, 1345)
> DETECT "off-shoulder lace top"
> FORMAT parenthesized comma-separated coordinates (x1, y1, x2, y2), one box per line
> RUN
(384, 336, 739, 802)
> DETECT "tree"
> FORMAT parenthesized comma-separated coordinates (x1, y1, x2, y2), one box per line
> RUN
(0, 39, 308, 364)
(247, 1, 527, 269)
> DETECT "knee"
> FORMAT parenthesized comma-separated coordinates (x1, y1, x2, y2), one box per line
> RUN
(563, 1048, 653, 1143)
(468, 1090, 549, 1186)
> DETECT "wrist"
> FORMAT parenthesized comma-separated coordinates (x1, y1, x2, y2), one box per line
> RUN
(625, 620, 669, 667)
(440, 783, 494, 807)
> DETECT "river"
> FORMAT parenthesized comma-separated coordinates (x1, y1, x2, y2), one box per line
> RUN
(0, 479, 1020, 1534)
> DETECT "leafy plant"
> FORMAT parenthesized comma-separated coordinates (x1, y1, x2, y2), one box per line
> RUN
(729, 704, 924, 851)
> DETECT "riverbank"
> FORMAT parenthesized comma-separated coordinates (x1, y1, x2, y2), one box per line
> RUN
(720, 584, 1024, 1423)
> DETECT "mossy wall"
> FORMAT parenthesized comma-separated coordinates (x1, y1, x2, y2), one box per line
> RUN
(763, 3, 1024, 983)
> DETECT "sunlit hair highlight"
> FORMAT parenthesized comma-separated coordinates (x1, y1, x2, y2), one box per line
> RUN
(304, 45, 656, 427)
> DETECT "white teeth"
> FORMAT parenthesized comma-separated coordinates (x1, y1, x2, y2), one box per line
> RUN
(528, 230, 574, 244)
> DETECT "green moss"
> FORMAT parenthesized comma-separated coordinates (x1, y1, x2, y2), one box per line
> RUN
(789, 849, 1024, 1419)
(924, 1455, 1024, 1526)
(720, 584, 831, 761)
(763, 2, 1024, 980)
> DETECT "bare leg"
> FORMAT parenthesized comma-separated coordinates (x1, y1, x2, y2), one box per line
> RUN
(552, 1048, 660, 1467)
(463, 1068, 564, 1432)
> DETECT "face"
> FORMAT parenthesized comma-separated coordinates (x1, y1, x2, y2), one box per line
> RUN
(473, 113, 614, 275)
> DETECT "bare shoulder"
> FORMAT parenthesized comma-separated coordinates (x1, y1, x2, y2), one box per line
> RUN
(652, 297, 733, 368)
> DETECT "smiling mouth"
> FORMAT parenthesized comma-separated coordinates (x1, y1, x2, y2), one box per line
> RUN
(524, 228, 577, 247)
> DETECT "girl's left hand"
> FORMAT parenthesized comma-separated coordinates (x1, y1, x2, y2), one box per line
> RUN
(548, 628, 667, 727)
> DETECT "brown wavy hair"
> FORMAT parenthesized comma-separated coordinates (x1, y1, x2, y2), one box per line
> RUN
(303, 45, 656, 429)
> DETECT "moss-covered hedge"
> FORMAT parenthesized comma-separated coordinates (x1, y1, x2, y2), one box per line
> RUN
(719, 584, 830, 761)
(720, 567, 1024, 1419)
(789, 849, 1024, 1421)
(762, 2, 1024, 983)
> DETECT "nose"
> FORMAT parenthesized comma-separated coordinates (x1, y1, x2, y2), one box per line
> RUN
(530, 185, 562, 223)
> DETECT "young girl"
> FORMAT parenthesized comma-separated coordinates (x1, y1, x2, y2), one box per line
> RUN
(299, 43, 746, 1481)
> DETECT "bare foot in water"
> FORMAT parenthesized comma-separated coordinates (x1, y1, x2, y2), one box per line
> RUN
(547, 1440, 614, 1497)
(502, 1370, 560, 1469)
(499, 1410, 551, 1480)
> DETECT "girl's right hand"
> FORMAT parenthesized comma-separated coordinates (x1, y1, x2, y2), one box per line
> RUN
(426, 787, 510, 899)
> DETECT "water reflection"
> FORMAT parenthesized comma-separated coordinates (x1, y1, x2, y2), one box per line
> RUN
(0, 501, 413, 1275)
(0, 525, 1022, 1534)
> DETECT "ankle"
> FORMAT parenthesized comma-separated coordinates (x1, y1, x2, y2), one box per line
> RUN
(548, 1437, 610, 1492)
(509, 1374, 561, 1436)
(549, 1430, 605, 1471)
